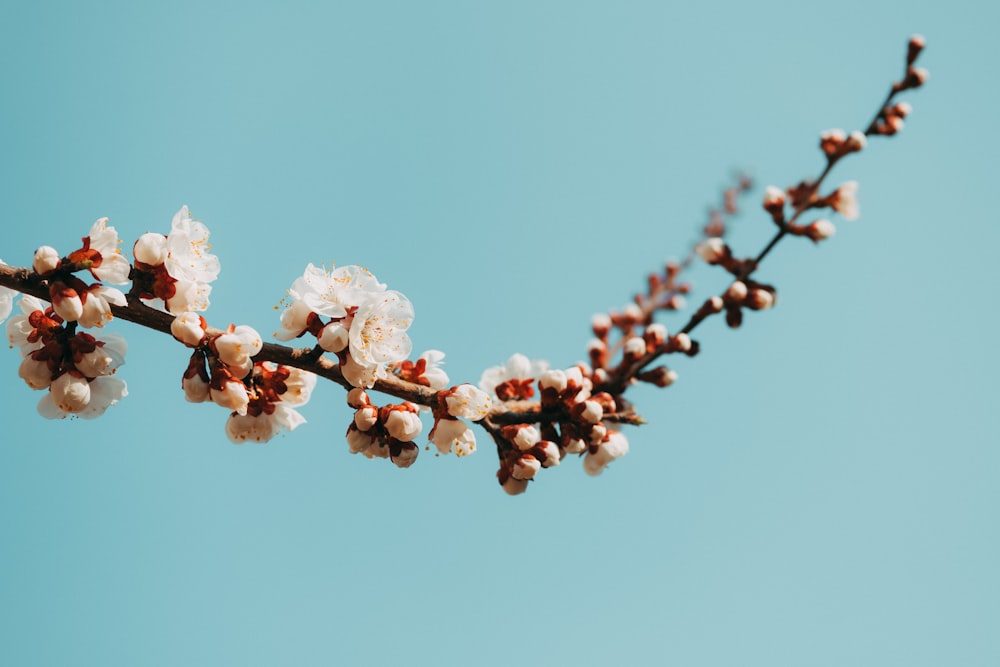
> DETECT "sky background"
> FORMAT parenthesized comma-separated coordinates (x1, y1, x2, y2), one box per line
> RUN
(1, 1, 996, 665)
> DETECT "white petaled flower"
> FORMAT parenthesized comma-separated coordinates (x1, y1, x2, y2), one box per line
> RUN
(133, 233, 168, 266)
(429, 418, 477, 456)
(281, 366, 316, 406)
(385, 408, 422, 442)
(695, 237, 726, 264)
(33, 246, 61, 275)
(165, 278, 211, 313)
(48, 372, 92, 413)
(583, 431, 630, 476)
(416, 349, 449, 389)
(214, 325, 263, 369)
(763, 185, 786, 209)
(513, 425, 541, 451)
(50, 281, 83, 322)
(348, 290, 414, 374)
(391, 443, 419, 469)
(538, 441, 561, 468)
(75, 332, 127, 379)
(87, 218, 131, 284)
(6, 295, 48, 352)
(317, 321, 350, 353)
(38, 375, 127, 420)
(19, 354, 53, 390)
(183, 371, 211, 403)
(478, 353, 550, 399)
(346, 426, 377, 455)
(444, 384, 492, 421)
(285, 263, 387, 321)
(171, 312, 207, 347)
(273, 299, 313, 341)
(77, 285, 127, 329)
(341, 352, 379, 389)
(225, 404, 305, 444)
(211, 376, 250, 415)
(831, 181, 859, 220)
(512, 454, 541, 481)
(164, 206, 221, 284)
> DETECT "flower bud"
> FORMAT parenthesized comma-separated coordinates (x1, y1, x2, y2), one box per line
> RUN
(171, 312, 207, 347)
(50, 372, 91, 413)
(19, 354, 52, 389)
(513, 425, 541, 451)
(807, 219, 836, 242)
(695, 237, 726, 264)
(33, 246, 61, 275)
(746, 289, 775, 310)
(391, 443, 419, 469)
(354, 405, 379, 431)
(725, 281, 748, 302)
(384, 407, 422, 442)
(318, 322, 349, 353)
(512, 454, 541, 481)
(133, 233, 167, 266)
(845, 131, 867, 153)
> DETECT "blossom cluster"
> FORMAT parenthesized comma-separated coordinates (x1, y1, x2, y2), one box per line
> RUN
(7, 294, 128, 418)
(0, 36, 928, 494)
(478, 354, 630, 495)
(275, 264, 415, 389)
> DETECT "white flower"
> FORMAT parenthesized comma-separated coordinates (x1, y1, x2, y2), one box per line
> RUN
(75, 332, 127, 378)
(164, 206, 220, 284)
(77, 285, 127, 329)
(348, 290, 413, 369)
(391, 443, 419, 469)
(280, 366, 316, 406)
(695, 238, 726, 264)
(165, 278, 211, 313)
(478, 352, 549, 399)
(385, 408, 422, 442)
(38, 375, 127, 419)
(444, 384, 492, 421)
(346, 426, 377, 455)
(171, 312, 207, 347)
(286, 263, 386, 321)
(273, 300, 313, 341)
(512, 425, 540, 451)
(48, 372, 92, 413)
(87, 218, 131, 284)
(341, 352, 379, 389)
(33, 246, 61, 275)
(50, 281, 83, 322)
(429, 418, 477, 456)
(6, 295, 47, 352)
(214, 325, 263, 368)
(317, 321, 350, 353)
(512, 454, 541, 481)
(19, 354, 52, 389)
(831, 181, 859, 220)
(211, 376, 250, 415)
(415, 349, 449, 389)
(583, 431, 630, 476)
(133, 233, 168, 266)
(225, 404, 305, 444)
(354, 405, 379, 431)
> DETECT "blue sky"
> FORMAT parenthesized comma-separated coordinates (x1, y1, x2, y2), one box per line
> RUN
(1, 1, 996, 665)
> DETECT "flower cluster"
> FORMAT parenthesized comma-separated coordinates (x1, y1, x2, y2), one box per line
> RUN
(480, 355, 629, 495)
(428, 384, 492, 457)
(345, 388, 423, 467)
(132, 206, 220, 313)
(275, 264, 413, 388)
(172, 314, 312, 442)
(6, 294, 128, 418)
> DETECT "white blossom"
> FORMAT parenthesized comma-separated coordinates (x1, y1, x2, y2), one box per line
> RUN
(87, 218, 131, 284)
(33, 246, 61, 275)
(75, 333, 127, 378)
(286, 263, 386, 321)
(78, 285, 127, 329)
(429, 418, 477, 456)
(214, 325, 263, 369)
(164, 206, 221, 284)
(38, 375, 127, 420)
(479, 352, 549, 399)
(512, 454, 541, 481)
(18, 354, 52, 389)
(444, 384, 492, 421)
(583, 431, 630, 476)
(171, 312, 207, 347)
(831, 181, 859, 220)
(225, 404, 305, 444)
(385, 409, 422, 442)
(348, 290, 413, 370)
